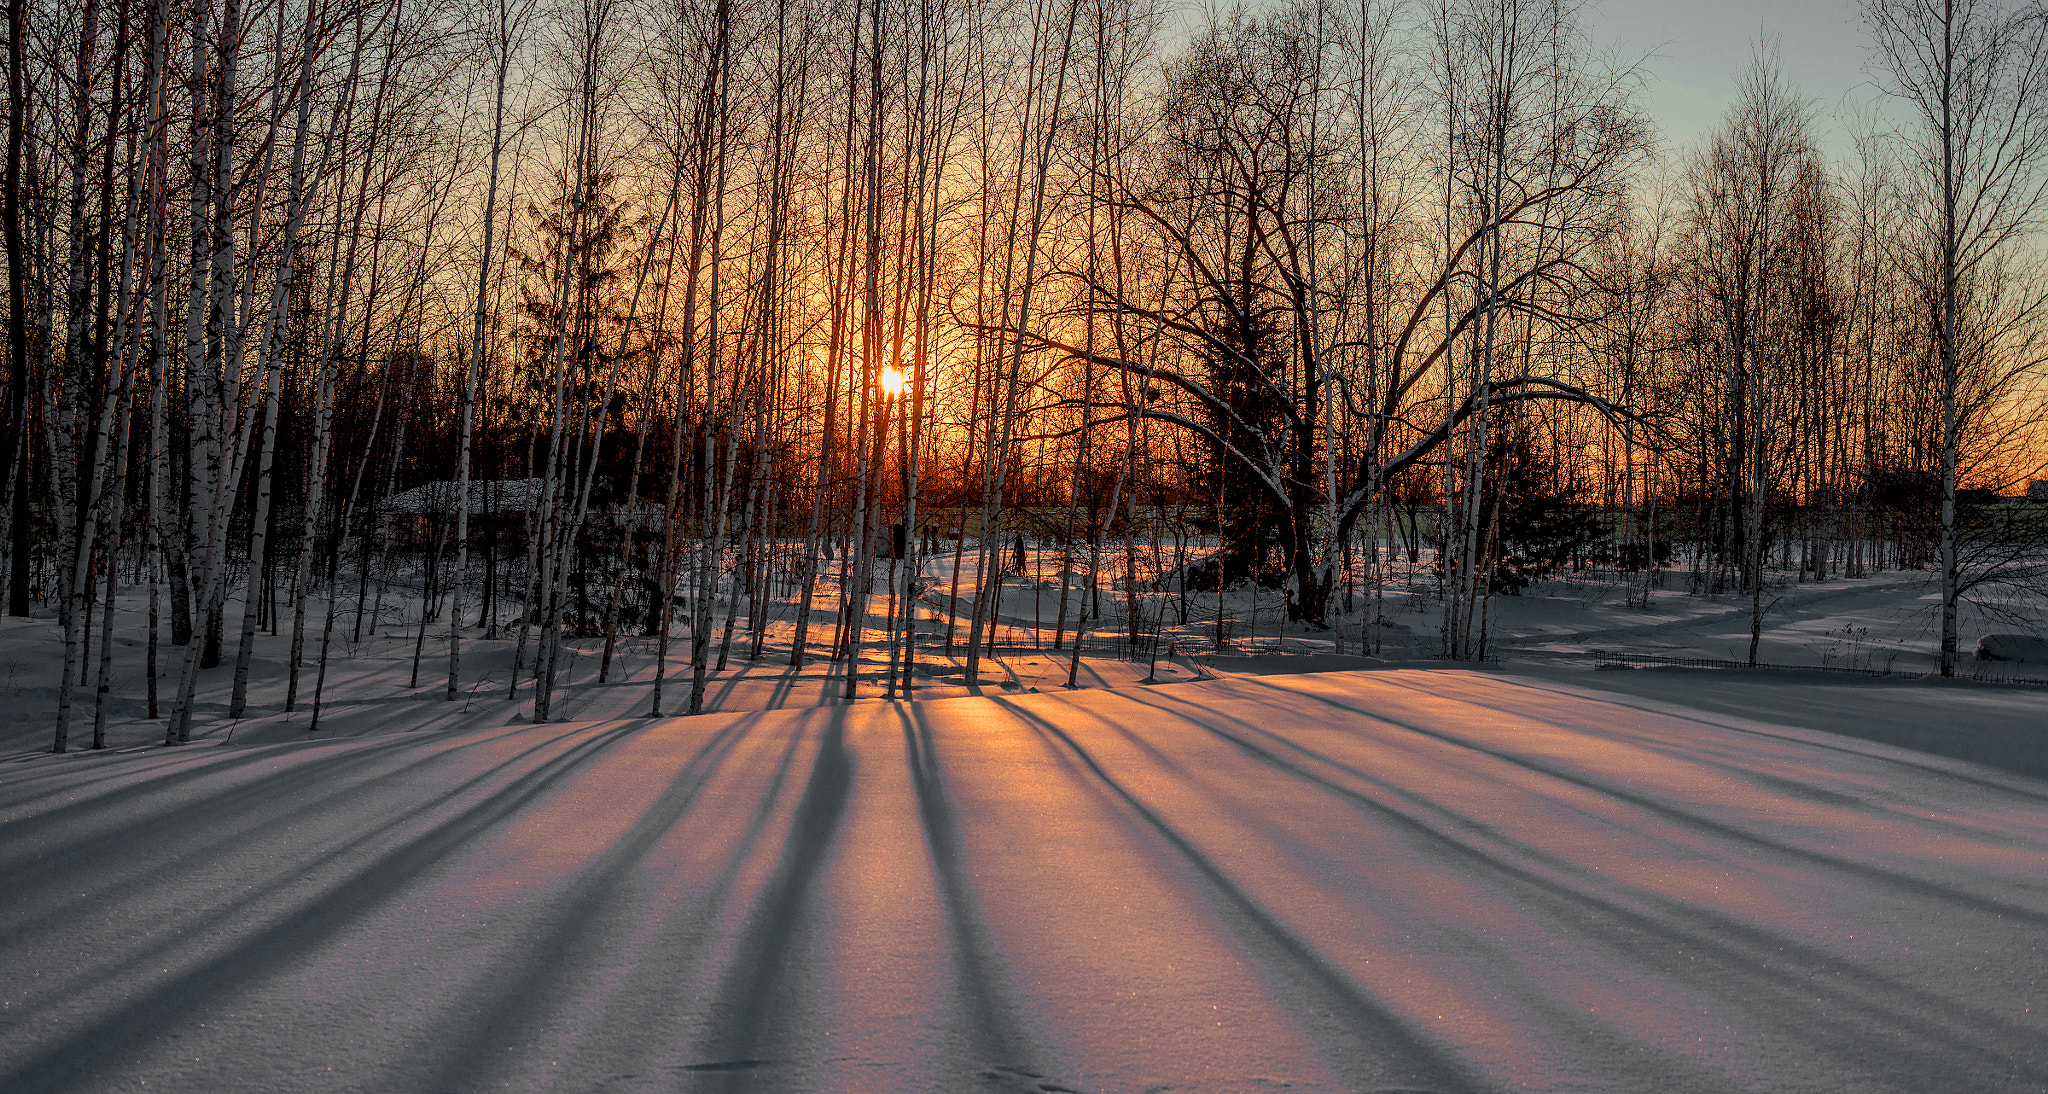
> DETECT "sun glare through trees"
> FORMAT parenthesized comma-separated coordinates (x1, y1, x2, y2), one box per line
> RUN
(2, 0, 2046, 750)
(2, 0, 2047, 1087)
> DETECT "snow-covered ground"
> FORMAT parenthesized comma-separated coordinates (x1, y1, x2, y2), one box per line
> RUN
(3, 552, 2039, 761)
(3, 668, 2043, 1093)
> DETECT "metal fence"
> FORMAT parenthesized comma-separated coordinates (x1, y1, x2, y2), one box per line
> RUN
(1587, 649, 2048, 688)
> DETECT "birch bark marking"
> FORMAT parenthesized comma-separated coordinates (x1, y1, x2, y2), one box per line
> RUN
(51, 0, 106, 751)
(687, 0, 734, 716)
(448, 0, 522, 699)
(967, 0, 1080, 685)
(232, 3, 333, 718)
(3, 0, 31, 619)
(1866, 0, 2048, 675)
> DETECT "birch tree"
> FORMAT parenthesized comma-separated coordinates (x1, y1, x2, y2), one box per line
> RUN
(1865, 0, 2048, 675)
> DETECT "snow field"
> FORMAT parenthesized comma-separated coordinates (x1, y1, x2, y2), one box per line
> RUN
(2, 669, 2043, 1093)
(8, 544, 2038, 763)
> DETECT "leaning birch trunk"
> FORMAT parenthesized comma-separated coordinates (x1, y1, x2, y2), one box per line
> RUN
(890, 23, 951, 696)
(284, 323, 336, 713)
(604, 415, 660, 676)
(686, 377, 725, 716)
(838, 369, 879, 700)
(308, 341, 402, 731)
(284, 10, 374, 711)
(966, 0, 1078, 683)
(531, 102, 682, 711)
(168, 0, 256, 743)
(539, 191, 677, 710)
(788, 308, 842, 669)
(529, 0, 631, 720)
(791, 0, 861, 670)
(694, 378, 746, 702)
(688, 1, 734, 716)
(92, 99, 152, 746)
(524, 157, 591, 722)
(717, 378, 767, 673)
(646, 223, 709, 717)
(1747, 405, 1770, 666)
(836, 0, 890, 702)
(646, 69, 718, 717)
(227, 360, 282, 725)
(506, 434, 542, 700)
(147, 271, 169, 720)
(1058, 156, 1102, 670)
(230, 25, 326, 719)
(550, 159, 683, 688)
(91, 372, 135, 751)
(447, 19, 515, 699)
(893, 254, 936, 696)
(86, 0, 149, 743)
(1066, 363, 1140, 689)
(194, 0, 252, 675)
(597, 365, 664, 683)
(646, 351, 696, 718)
(445, 355, 483, 698)
(50, 0, 106, 752)
(137, 0, 171, 720)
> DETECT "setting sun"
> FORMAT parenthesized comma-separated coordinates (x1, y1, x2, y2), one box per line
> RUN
(879, 365, 907, 397)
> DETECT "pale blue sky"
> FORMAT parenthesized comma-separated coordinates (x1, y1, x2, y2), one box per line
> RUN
(1594, 0, 1888, 160)
(1162, 0, 1894, 166)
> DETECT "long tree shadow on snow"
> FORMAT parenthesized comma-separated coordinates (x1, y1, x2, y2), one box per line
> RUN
(897, 703, 1050, 1081)
(1119, 679, 2046, 1087)
(408, 712, 789, 1092)
(0, 719, 653, 1093)
(2, 723, 565, 946)
(1373, 672, 2048, 828)
(689, 706, 855, 1087)
(1265, 675, 2048, 930)
(0, 723, 475, 845)
(990, 696, 1486, 1094)
(1469, 669, 2048, 785)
